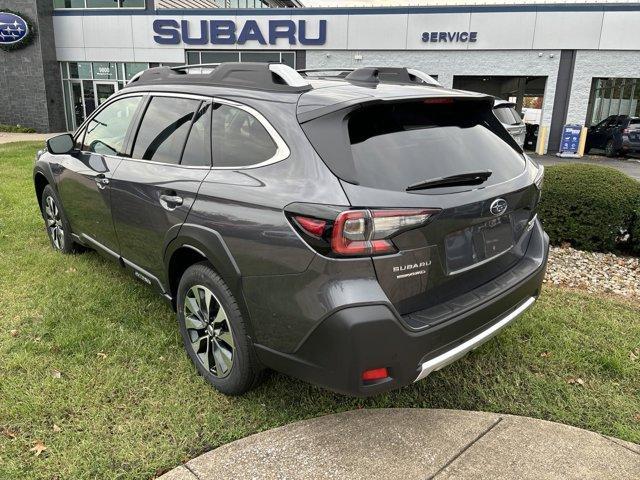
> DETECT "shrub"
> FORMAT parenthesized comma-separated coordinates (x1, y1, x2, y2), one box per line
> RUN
(538, 163, 640, 254)
(0, 123, 36, 133)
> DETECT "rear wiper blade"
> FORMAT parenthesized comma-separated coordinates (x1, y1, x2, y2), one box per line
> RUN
(406, 170, 492, 191)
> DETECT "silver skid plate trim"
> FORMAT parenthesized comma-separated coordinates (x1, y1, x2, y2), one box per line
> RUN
(414, 296, 536, 382)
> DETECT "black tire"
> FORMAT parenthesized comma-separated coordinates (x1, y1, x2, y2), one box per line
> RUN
(177, 262, 263, 395)
(605, 140, 619, 158)
(41, 185, 78, 254)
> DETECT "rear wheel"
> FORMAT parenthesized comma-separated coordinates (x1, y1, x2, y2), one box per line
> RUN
(41, 185, 78, 254)
(605, 140, 619, 158)
(177, 262, 263, 395)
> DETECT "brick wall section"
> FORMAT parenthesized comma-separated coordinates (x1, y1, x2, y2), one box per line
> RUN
(0, 0, 65, 132)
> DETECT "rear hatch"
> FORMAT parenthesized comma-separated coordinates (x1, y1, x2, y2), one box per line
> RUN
(300, 94, 541, 319)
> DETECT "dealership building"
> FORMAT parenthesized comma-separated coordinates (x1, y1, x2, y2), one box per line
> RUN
(1, 0, 640, 152)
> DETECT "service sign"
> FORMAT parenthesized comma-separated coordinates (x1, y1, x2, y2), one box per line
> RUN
(0, 11, 35, 51)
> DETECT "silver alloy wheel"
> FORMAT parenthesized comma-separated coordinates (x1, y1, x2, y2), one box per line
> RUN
(44, 195, 64, 250)
(183, 285, 235, 378)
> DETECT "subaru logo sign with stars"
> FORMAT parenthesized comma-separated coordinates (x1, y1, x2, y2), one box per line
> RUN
(489, 198, 508, 216)
(0, 11, 34, 51)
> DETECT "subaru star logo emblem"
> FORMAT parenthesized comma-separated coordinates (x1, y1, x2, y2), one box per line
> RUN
(0, 11, 33, 51)
(0, 12, 28, 44)
(489, 198, 508, 216)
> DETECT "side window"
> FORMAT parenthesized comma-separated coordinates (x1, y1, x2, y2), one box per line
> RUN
(181, 103, 212, 167)
(83, 96, 142, 156)
(211, 104, 277, 168)
(132, 96, 201, 165)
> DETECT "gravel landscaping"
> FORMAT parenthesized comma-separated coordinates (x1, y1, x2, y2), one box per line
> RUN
(545, 246, 640, 300)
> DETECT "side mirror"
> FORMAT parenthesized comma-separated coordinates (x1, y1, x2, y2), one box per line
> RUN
(47, 133, 75, 155)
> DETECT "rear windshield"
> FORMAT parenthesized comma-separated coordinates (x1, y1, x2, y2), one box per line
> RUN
(629, 119, 640, 129)
(303, 99, 525, 191)
(493, 105, 522, 125)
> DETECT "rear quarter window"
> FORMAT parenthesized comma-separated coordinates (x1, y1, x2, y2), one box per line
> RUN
(211, 104, 277, 168)
(493, 105, 521, 125)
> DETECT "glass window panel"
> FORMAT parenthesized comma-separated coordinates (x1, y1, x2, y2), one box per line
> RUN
(132, 97, 201, 164)
(93, 62, 118, 80)
(86, 0, 119, 7)
(181, 104, 212, 167)
(60, 62, 68, 79)
(62, 81, 73, 131)
(186, 51, 200, 65)
(53, 0, 86, 8)
(212, 104, 277, 167)
(281, 52, 295, 68)
(68, 62, 92, 79)
(240, 52, 280, 63)
(82, 80, 96, 117)
(200, 51, 239, 64)
(124, 63, 148, 80)
(121, 0, 145, 6)
(70, 82, 84, 128)
(83, 96, 142, 155)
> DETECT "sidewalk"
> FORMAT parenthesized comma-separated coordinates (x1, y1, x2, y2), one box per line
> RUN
(0, 132, 61, 144)
(159, 408, 639, 480)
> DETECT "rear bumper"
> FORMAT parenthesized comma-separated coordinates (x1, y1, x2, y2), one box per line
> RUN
(255, 220, 549, 397)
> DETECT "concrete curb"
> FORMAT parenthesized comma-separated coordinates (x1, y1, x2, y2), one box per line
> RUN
(158, 408, 639, 479)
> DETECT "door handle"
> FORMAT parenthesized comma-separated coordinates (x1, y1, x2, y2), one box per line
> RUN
(159, 194, 183, 210)
(95, 174, 110, 189)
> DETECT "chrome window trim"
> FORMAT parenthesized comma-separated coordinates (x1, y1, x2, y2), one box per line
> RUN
(73, 90, 290, 170)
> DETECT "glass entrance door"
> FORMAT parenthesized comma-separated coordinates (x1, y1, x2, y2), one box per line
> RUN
(94, 82, 118, 108)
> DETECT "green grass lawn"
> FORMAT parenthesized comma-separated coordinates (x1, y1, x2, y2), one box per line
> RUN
(1, 142, 639, 479)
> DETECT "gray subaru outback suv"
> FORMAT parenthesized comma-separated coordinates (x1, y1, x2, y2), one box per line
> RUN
(34, 63, 548, 397)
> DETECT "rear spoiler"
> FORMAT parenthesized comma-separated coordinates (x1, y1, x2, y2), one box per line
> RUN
(297, 93, 494, 124)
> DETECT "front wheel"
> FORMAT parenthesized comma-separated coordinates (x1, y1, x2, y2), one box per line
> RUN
(177, 262, 263, 395)
(41, 185, 78, 254)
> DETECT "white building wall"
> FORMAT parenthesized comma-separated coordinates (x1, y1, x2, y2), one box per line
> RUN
(566, 50, 640, 126)
(308, 49, 561, 128)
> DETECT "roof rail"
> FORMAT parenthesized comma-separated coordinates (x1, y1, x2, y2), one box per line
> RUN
(298, 68, 355, 79)
(126, 62, 312, 93)
(345, 67, 442, 87)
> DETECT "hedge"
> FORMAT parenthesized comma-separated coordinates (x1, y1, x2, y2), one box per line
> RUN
(0, 124, 36, 133)
(538, 163, 640, 255)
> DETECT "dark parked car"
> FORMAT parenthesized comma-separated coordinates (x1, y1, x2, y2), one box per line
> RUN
(586, 114, 640, 157)
(34, 63, 548, 397)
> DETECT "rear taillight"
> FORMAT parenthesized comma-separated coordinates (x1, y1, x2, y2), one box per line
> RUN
(291, 208, 437, 258)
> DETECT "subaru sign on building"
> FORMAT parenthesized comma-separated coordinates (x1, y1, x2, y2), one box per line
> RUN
(1, 0, 640, 154)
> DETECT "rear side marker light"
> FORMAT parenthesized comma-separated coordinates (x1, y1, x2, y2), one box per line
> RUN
(293, 216, 326, 237)
(362, 367, 389, 382)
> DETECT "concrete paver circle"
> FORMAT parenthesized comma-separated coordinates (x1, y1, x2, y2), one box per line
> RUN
(159, 408, 639, 479)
